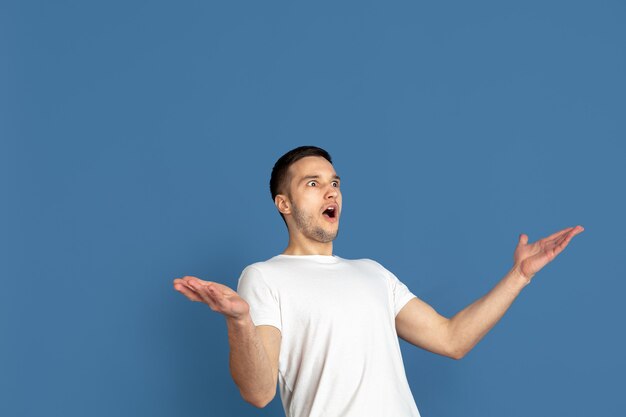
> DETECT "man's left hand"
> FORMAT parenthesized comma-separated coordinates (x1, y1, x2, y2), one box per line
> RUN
(513, 225, 585, 283)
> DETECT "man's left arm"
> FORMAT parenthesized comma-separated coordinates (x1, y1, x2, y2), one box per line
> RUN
(396, 225, 584, 360)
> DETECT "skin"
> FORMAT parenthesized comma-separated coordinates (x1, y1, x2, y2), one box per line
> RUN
(173, 155, 584, 406)
(274, 156, 342, 255)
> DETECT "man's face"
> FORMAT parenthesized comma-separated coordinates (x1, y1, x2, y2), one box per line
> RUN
(282, 156, 342, 243)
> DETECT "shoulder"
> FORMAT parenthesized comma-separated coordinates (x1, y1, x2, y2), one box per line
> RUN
(351, 258, 407, 287)
(352, 257, 388, 273)
(240, 254, 284, 272)
(355, 257, 384, 268)
(339, 257, 395, 282)
(238, 255, 289, 285)
(237, 260, 278, 296)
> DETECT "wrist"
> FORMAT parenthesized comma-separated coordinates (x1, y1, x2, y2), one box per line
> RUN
(510, 264, 533, 288)
(226, 312, 253, 328)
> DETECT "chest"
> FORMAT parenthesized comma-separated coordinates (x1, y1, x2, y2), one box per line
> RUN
(274, 267, 394, 329)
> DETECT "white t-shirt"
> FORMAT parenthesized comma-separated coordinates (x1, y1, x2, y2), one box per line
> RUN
(236, 254, 421, 417)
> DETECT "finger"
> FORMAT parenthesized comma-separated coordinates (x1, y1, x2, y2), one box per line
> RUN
(181, 277, 215, 294)
(518, 233, 529, 245)
(174, 277, 196, 289)
(204, 284, 229, 309)
(173, 278, 204, 298)
(552, 228, 578, 256)
(556, 226, 582, 245)
(181, 276, 206, 285)
(187, 280, 222, 311)
(543, 227, 575, 243)
(174, 283, 203, 302)
(178, 277, 234, 311)
(180, 279, 199, 294)
(189, 285, 218, 310)
(542, 231, 576, 250)
(197, 281, 234, 302)
(186, 279, 211, 298)
(560, 227, 579, 246)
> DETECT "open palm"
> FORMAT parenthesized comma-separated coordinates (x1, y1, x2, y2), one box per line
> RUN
(173, 276, 250, 319)
(514, 225, 584, 281)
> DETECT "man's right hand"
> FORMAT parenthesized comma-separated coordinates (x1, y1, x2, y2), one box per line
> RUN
(173, 275, 281, 408)
(173, 276, 250, 320)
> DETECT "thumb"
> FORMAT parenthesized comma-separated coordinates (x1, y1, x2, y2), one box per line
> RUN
(518, 233, 528, 245)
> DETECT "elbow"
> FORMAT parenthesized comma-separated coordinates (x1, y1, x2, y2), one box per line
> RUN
(446, 329, 468, 360)
(447, 344, 468, 360)
(249, 397, 273, 409)
(450, 349, 466, 360)
(242, 391, 275, 408)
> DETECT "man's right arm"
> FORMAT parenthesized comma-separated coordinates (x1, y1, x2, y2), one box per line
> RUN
(173, 276, 281, 408)
(227, 318, 281, 407)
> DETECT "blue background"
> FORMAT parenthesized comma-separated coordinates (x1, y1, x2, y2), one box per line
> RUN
(2, 1, 624, 416)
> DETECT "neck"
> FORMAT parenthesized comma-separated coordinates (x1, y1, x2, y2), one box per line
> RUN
(282, 237, 334, 256)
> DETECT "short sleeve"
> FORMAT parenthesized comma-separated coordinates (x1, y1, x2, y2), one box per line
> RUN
(386, 269, 417, 316)
(236, 266, 282, 331)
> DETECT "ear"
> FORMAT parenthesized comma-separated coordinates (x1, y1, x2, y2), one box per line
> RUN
(275, 194, 291, 215)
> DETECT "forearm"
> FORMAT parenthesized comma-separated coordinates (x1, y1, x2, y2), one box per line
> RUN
(226, 314, 275, 406)
(447, 265, 529, 358)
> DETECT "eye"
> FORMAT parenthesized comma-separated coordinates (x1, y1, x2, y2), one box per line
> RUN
(332, 181, 340, 187)
(307, 181, 317, 187)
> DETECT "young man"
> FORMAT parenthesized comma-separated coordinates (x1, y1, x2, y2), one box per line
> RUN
(173, 146, 584, 417)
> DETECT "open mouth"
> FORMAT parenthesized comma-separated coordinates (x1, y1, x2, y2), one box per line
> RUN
(322, 206, 337, 219)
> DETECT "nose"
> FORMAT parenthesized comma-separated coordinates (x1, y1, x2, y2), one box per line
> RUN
(325, 183, 339, 199)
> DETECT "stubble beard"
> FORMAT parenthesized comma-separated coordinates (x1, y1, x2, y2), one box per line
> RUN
(291, 201, 338, 243)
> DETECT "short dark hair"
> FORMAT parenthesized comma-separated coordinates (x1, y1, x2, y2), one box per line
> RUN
(269, 146, 333, 225)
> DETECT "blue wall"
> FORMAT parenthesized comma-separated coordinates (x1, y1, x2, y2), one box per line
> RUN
(2, 1, 624, 416)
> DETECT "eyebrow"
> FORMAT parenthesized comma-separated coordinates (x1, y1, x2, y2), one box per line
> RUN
(299, 174, 341, 184)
